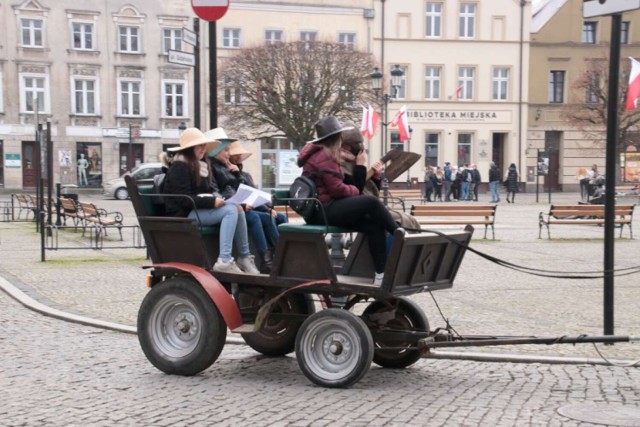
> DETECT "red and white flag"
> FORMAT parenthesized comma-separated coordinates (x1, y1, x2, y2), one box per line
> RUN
(455, 84, 464, 99)
(360, 104, 378, 139)
(626, 57, 640, 110)
(390, 105, 410, 142)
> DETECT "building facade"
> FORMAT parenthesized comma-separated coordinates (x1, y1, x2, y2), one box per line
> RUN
(528, 0, 640, 191)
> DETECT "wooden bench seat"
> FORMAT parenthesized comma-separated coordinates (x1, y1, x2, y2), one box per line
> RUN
(12, 193, 37, 220)
(78, 201, 124, 240)
(615, 185, 640, 203)
(272, 205, 302, 220)
(538, 204, 635, 239)
(410, 204, 498, 239)
(59, 197, 86, 231)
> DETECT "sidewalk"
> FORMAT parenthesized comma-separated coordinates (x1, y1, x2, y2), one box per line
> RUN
(0, 191, 638, 361)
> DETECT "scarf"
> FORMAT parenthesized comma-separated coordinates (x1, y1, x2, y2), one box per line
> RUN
(173, 154, 209, 178)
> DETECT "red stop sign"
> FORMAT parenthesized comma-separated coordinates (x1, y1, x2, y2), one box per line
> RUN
(191, 0, 230, 22)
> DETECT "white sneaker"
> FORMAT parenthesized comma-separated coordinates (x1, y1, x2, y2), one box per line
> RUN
(237, 255, 260, 274)
(213, 258, 244, 274)
(373, 272, 384, 286)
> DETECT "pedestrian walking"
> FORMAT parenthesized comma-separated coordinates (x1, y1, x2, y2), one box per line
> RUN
(443, 162, 452, 201)
(489, 162, 501, 203)
(471, 164, 481, 202)
(504, 163, 520, 203)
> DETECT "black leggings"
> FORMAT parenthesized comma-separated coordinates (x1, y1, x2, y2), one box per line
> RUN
(310, 195, 399, 273)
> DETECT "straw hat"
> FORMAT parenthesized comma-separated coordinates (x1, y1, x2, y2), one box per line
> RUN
(228, 141, 252, 162)
(204, 127, 237, 157)
(168, 128, 215, 152)
(309, 116, 354, 144)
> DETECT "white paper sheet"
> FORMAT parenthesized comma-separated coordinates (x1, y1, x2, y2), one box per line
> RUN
(224, 184, 271, 208)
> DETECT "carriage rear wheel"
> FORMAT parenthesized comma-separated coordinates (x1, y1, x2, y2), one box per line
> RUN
(137, 277, 227, 376)
(295, 309, 373, 388)
(239, 292, 314, 356)
(363, 297, 429, 369)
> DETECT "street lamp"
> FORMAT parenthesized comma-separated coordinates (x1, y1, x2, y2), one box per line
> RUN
(370, 64, 404, 156)
(178, 121, 187, 135)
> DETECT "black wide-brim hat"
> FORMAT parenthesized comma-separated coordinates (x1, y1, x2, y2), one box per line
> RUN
(309, 116, 354, 144)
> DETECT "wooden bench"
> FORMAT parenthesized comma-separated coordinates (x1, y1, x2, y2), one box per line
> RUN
(538, 204, 635, 239)
(380, 188, 424, 211)
(272, 205, 303, 221)
(12, 193, 37, 220)
(59, 197, 86, 231)
(615, 185, 640, 203)
(410, 204, 498, 239)
(78, 201, 124, 240)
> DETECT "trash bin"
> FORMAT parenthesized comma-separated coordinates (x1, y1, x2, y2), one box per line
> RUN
(61, 184, 79, 202)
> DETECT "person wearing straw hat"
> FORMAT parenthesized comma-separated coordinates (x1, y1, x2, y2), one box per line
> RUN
(162, 127, 259, 274)
(297, 116, 400, 285)
(210, 139, 281, 273)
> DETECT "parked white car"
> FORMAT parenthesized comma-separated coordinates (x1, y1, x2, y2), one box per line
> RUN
(103, 163, 163, 200)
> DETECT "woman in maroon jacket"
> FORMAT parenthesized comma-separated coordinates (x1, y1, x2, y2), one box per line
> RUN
(297, 116, 399, 285)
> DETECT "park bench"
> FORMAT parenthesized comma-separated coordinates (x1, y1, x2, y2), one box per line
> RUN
(410, 204, 498, 239)
(615, 185, 639, 203)
(12, 193, 37, 220)
(78, 201, 124, 240)
(538, 204, 635, 239)
(272, 205, 303, 221)
(59, 197, 86, 231)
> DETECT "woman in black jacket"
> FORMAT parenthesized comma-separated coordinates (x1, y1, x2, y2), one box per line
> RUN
(504, 163, 520, 203)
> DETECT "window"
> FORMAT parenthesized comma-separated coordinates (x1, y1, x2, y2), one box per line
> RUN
(457, 133, 472, 166)
(392, 65, 408, 99)
(223, 75, 243, 104)
(582, 21, 597, 44)
(20, 74, 49, 113)
(621, 21, 630, 44)
(72, 22, 94, 50)
(222, 28, 241, 48)
(585, 71, 600, 104)
(77, 143, 102, 187)
(548, 70, 565, 103)
(72, 78, 97, 115)
(459, 3, 476, 39)
(118, 80, 142, 116)
(300, 31, 317, 49)
(163, 81, 187, 117)
(163, 28, 182, 54)
(458, 67, 475, 100)
(338, 32, 356, 49)
(118, 26, 140, 53)
(21, 18, 44, 47)
(425, 66, 441, 100)
(492, 67, 509, 101)
(390, 131, 405, 152)
(265, 30, 282, 45)
(426, 3, 442, 37)
(424, 133, 440, 167)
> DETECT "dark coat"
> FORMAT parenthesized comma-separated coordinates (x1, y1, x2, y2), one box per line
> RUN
(162, 160, 221, 217)
(489, 165, 501, 182)
(505, 166, 519, 192)
(297, 143, 359, 203)
(211, 158, 244, 200)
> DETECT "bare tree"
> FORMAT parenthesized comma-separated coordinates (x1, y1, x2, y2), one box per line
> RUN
(561, 58, 640, 154)
(218, 41, 376, 147)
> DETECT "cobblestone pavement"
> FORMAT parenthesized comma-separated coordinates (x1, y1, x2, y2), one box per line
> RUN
(2, 292, 639, 426)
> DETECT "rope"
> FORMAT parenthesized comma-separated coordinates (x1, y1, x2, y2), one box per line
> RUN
(403, 227, 640, 279)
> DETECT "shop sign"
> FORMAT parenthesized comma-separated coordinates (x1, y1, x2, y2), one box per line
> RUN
(407, 109, 512, 124)
(5, 153, 20, 168)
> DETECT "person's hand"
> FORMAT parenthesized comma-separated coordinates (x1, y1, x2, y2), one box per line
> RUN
(214, 197, 225, 208)
(245, 204, 253, 212)
(371, 160, 384, 173)
(228, 164, 239, 173)
(270, 209, 277, 219)
(356, 149, 367, 166)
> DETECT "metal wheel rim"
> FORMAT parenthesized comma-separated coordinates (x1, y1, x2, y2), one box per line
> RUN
(149, 294, 202, 358)
(300, 318, 362, 381)
(115, 188, 128, 200)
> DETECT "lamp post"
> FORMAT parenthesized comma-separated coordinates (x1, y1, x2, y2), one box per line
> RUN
(178, 121, 187, 135)
(370, 64, 404, 157)
(406, 125, 413, 188)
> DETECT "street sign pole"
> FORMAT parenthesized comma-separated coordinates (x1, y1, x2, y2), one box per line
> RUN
(210, 21, 217, 128)
(194, 18, 201, 129)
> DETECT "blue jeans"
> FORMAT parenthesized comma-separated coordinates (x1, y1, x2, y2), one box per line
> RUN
(490, 181, 500, 202)
(245, 210, 269, 253)
(461, 182, 470, 200)
(257, 210, 285, 247)
(188, 204, 251, 263)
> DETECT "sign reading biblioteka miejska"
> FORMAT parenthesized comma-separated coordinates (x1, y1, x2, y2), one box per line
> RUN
(191, 0, 230, 21)
(406, 109, 512, 123)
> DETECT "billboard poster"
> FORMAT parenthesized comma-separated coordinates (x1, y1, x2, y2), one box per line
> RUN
(537, 151, 549, 176)
(623, 152, 640, 182)
(277, 150, 301, 186)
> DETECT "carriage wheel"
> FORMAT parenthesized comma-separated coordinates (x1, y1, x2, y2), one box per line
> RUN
(239, 292, 315, 356)
(137, 277, 227, 376)
(295, 309, 373, 388)
(363, 297, 429, 369)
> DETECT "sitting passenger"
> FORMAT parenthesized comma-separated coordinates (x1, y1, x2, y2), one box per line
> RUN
(162, 127, 259, 274)
(210, 139, 282, 273)
(297, 116, 400, 285)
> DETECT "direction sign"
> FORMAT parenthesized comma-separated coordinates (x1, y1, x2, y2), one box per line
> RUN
(182, 27, 197, 46)
(191, 0, 230, 22)
(168, 50, 196, 67)
(584, 0, 640, 18)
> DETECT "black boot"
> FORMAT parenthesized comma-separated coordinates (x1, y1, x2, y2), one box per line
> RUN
(259, 249, 273, 274)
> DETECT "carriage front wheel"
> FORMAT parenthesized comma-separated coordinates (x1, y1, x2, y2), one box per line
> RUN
(137, 277, 227, 376)
(295, 309, 373, 388)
